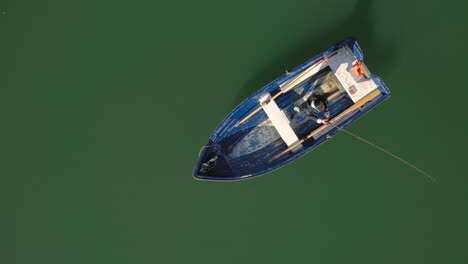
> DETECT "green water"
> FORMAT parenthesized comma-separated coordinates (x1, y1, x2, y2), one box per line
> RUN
(2, 0, 468, 263)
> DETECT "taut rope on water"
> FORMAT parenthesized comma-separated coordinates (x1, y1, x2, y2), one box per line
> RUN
(331, 124, 436, 182)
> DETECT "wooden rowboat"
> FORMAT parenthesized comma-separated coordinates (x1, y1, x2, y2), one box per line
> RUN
(194, 38, 391, 181)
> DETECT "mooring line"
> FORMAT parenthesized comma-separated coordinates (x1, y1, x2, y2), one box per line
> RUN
(332, 124, 436, 182)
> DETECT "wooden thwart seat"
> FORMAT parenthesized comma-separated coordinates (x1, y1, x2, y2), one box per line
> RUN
(259, 94, 302, 152)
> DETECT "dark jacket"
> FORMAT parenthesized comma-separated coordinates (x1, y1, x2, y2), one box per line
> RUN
(295, 93, 330, 123)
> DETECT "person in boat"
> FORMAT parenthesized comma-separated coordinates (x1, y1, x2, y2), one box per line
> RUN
(291, 92, 330, 124)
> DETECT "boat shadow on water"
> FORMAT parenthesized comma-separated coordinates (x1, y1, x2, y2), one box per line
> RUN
(231, 0, 400, 109)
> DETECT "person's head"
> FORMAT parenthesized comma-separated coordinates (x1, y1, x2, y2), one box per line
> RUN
(312, 99, 327, 112)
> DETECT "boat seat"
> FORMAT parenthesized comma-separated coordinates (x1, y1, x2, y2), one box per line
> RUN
(327, 46, 378, 103)
(259, 94, 303, 152)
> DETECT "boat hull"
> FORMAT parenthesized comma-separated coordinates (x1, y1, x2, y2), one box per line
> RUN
(194, 38, 391, 181)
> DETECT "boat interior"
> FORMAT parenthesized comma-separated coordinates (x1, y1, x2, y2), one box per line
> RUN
(197, 65, 363, 178)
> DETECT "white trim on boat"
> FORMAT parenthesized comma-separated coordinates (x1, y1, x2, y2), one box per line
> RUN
(259, 94, 303, 152)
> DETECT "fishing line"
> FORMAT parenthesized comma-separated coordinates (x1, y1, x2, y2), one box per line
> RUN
(331, 124, 436, 182)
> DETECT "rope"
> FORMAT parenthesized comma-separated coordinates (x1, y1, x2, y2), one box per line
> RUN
(198, 144, 221, 174)
(331, 124, 436, 182)
(198, 144, 220, 157)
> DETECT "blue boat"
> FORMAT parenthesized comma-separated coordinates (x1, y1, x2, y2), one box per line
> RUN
(194, 38, 391, 181)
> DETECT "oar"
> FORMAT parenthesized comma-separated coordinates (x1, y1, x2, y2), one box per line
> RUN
(271, 89, 382, 160)
(233, 58, 326, 128)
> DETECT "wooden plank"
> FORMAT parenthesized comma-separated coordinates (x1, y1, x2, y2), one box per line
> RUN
(259, 94, 301, 148)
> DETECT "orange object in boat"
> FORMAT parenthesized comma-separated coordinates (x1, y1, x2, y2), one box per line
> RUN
(353, 61, 365, 76)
